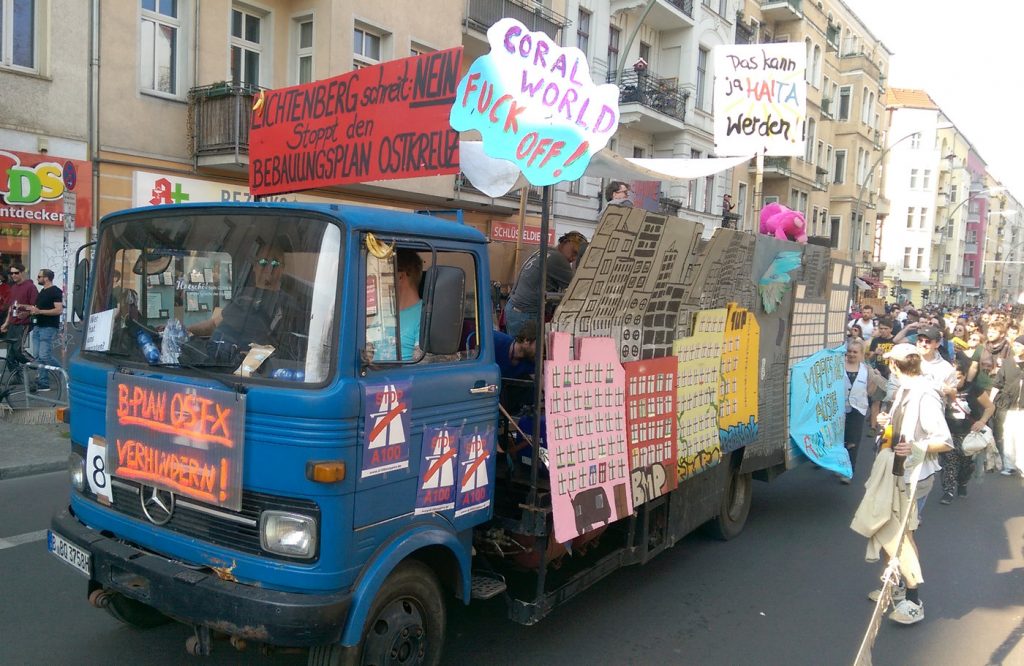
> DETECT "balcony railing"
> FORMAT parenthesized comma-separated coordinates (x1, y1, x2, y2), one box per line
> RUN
(821, 97, 833, 118)
(188, 83, 263, 161)
(609, 70, 689, 123)
(464, 0, 570, 42)
(455, 172, 543, 205)
(735, 19, 755, 45)
(666, 0, 694, 17)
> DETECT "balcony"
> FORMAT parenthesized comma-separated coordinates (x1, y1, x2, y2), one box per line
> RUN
(610, 70, 689, 133)
(749, 156, 792, 178)
(872, 129, 882, 149)
(464, 0, 569, 43)
(735, 19, 755, 45)
(826, 23, 839, 52)
(759, 0, 802, 22)
(820, 97, 833, 119)
(455, 172, 543, 206)
(813, 175, 829, 192)
(188, 83, 262, 169)
(838, 51, 883, 82)
(965, 242, 978, 254)
(611, 0, 695, 31)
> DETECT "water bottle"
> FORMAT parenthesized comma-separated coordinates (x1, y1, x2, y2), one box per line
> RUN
(891, 435, 907, 476)
(135, 330, 161, 364)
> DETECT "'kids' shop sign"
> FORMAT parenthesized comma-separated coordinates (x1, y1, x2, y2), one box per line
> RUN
(0, 149, 92, 228)
(450, 18, 619, 186)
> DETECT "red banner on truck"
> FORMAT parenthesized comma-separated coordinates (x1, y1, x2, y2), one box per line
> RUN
(249, 47, 463, 196)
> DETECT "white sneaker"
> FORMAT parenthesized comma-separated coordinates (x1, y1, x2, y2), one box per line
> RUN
(1000, 468, 1016, 476)
(868, 585, 905, 603)
(889, 599, 924, 625)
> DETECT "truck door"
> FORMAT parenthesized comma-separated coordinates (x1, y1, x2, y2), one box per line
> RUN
(354, 240, 499, 531)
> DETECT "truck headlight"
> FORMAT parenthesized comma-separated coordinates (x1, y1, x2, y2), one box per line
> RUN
(69, 453, 85, 492)
(260, 511, 317, 559)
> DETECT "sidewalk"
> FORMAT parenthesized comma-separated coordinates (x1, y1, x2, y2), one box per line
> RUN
(0, 409, 69, 480)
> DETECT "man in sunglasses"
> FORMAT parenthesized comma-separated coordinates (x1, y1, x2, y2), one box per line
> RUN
(1, 263, 38, 352)
(188, 237, 298, 365)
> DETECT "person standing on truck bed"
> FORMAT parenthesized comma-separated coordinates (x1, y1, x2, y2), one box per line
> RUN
(188, 236, 298, 363)
(504, 232, 585, 338)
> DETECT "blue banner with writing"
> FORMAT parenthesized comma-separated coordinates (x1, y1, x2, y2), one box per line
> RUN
(789, 346, 852, 477)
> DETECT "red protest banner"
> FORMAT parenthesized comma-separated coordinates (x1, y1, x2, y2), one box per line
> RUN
(0, 150, 92, 228)
(249, 47, 463, 196)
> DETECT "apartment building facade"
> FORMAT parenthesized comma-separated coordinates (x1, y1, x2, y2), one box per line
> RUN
(728, 0, 891, 266)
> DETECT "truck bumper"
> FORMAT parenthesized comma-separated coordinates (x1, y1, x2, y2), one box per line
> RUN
(52, 507, 352, 647)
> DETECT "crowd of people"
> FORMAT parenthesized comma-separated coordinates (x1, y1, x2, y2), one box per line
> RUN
(845, 300, 1021, 626)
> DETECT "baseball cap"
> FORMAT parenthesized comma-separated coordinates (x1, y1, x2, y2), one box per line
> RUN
(916, 325, 942, 340)
(884, 343, 920, 361)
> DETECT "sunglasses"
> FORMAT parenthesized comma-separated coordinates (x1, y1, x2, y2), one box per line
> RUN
(257, 258, 282, 268)
(8, 270, 20, 275)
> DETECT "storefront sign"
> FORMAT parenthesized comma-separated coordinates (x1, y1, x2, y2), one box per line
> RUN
(450, 18, 619, 186)
(490, 220, 555, 245)
(106, 374, 247, 511)
(249, 47, 463, 196)
(132, 171, 340, 208)
(0, 149, 92, 228)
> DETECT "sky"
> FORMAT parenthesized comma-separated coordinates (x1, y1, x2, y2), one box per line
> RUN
(844, 0, 1024, 199)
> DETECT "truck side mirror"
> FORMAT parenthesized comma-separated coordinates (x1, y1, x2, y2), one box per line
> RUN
(422, 265, 465, 356)
(72, 256, 91, 323)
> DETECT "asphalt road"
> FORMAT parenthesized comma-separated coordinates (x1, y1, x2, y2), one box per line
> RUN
(2, 458, 1021, 665)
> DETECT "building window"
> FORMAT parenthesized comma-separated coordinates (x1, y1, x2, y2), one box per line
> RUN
(826, 145, 834, 180)
(639, 41, 651, 64)
(833, 150, 847, 185)
(963, 259, 975, 277)
(830, 216, 841, 248)
(230, 5, 263, 87)
(861, 86, 870, 124)
(909, 169, 918, 189)
(805, 118, 816, 163)
(812, 44, 822, 87)
(737, 182, 748, 230)
(922, 169, 931, 189)
(576, 9, 590, 55)
(704, 175, 714, 214)
(916, 248, 924, 270)
(906, 207, 915, 229)
(966, 229, 977, 244)
(354, 24, 384, 68)
(838, 86, 852, 120)
(696, 47, 709, 110)
(1, 0, 36, 70)
(141, 0, 181, 94)
(918, 208, 927, 229)
(688, 149, 700, 209)
(608, 27, 620, 74)
(294, 17, 313, 84)
(903, 247, 911, 269)
(943, 254, 951, 273)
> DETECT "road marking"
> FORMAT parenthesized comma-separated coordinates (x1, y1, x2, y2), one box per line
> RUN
(0, 529, 48, 551)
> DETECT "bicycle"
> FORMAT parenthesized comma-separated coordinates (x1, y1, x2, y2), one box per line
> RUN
(0, 327, 66, 409)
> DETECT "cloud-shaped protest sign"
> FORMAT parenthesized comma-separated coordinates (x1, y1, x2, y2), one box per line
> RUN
(450, 18, 619, 187)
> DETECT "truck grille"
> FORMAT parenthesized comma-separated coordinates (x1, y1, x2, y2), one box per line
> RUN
(87, 479, 320, 562)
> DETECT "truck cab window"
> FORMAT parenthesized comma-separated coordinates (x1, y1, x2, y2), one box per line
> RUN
(364, 244, 479, 365)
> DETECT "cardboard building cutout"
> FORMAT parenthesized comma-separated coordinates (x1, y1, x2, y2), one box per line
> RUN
(545, 332, 632, 544)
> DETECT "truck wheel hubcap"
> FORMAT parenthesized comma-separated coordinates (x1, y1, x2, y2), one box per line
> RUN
(366, 598, 426, 664)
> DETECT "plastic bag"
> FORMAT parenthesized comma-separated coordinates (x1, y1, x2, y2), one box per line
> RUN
(160, 319, 188, 364)
(961, 426, 994, 456)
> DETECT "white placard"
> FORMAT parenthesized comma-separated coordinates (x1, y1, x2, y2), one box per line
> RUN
(63, 191, 77, 232)
(86, 437, 113, 503)
(713, 43, 807, 157)
(146, 291, 162, 317)
(84, 308, 115, 352)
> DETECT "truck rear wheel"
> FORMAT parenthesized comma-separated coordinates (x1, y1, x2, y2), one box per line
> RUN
(310, 560, 446, 666)
(705, 467, 752, 541)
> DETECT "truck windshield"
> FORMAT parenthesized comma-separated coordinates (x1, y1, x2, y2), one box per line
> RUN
(85, 209, 342, 383)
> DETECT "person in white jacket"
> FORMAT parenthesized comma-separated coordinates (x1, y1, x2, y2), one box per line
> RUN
(872, 343, 953, 625)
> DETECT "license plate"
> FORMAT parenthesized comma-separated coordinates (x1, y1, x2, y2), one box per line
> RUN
(47, 530, 91, 577)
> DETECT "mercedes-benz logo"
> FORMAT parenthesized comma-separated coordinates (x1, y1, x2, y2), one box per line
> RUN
(140, 485, 176, 526)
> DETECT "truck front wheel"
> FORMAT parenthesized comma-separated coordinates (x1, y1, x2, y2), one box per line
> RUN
(310, 560, 446, 666)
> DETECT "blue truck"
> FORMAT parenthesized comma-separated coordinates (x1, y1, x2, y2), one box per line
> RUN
(50, 200, 846, 664)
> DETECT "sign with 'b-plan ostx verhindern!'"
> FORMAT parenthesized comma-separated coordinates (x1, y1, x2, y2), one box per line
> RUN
(713, 43, 807, 157)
